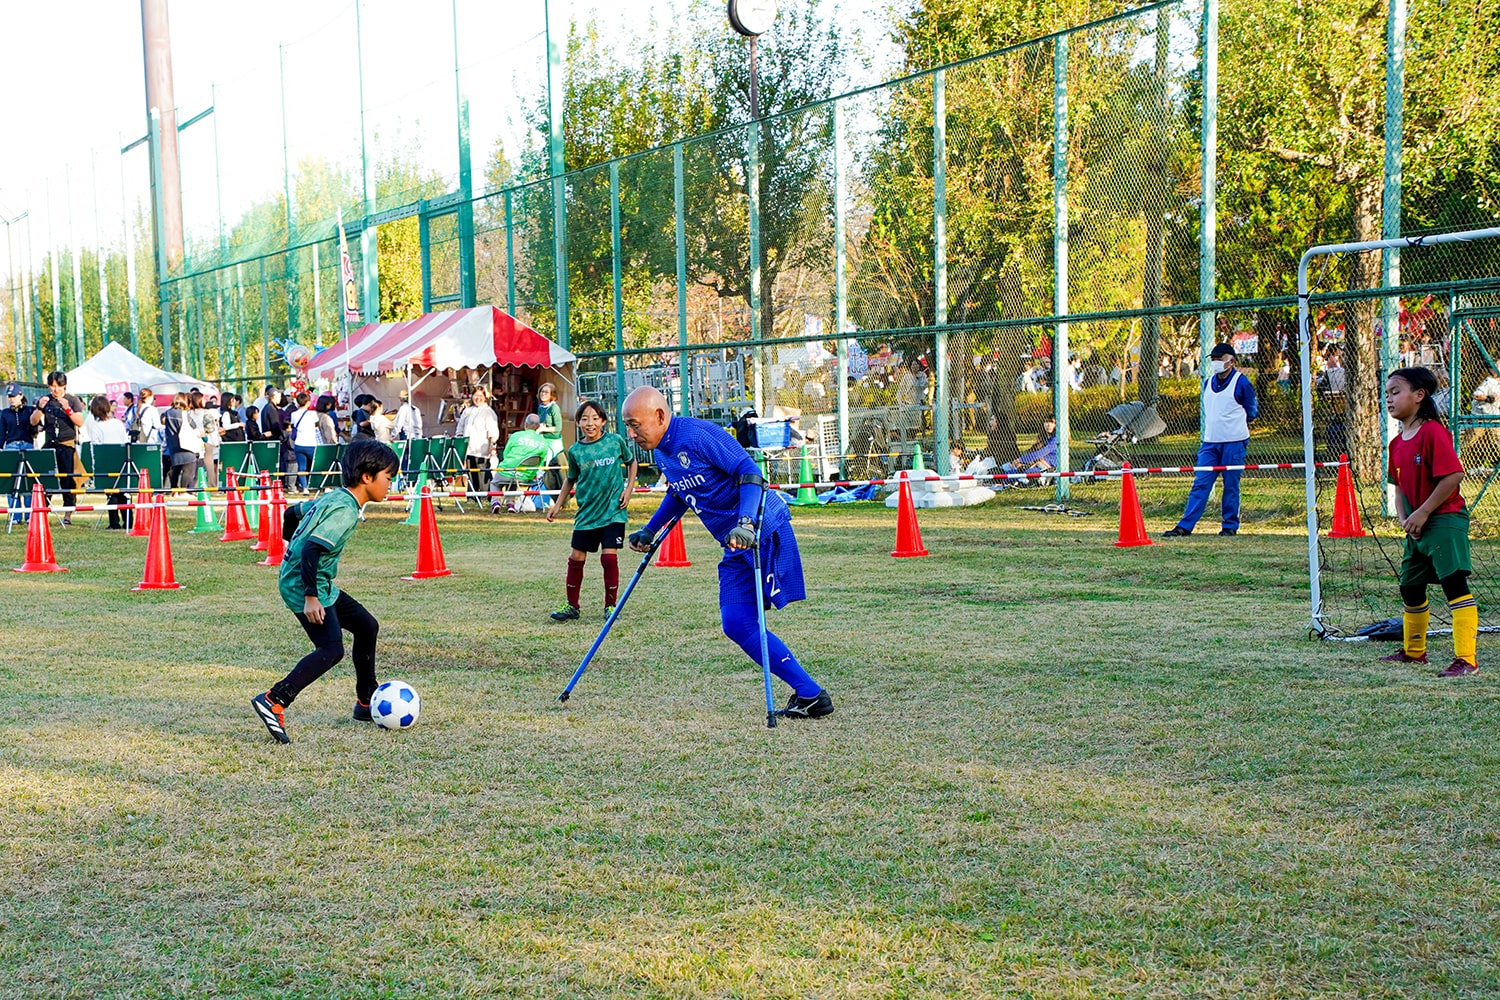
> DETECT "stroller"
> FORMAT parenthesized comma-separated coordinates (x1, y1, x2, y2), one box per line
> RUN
(848, 416, 890, 480)
(1083, 400, 1167, 472)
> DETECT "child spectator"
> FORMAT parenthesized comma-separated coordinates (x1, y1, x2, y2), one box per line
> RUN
(546, 400, 638, 621)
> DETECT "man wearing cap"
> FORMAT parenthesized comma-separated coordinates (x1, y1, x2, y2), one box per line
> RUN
(28, 372, 85, 525)
(1162, 343, 1259, 538)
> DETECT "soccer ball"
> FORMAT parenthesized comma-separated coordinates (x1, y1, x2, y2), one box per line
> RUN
(371, 680, 421, 730)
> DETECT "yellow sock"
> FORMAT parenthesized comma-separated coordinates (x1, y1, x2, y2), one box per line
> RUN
(1404, 602, 1430, 658)
(1448, 594, 1478, 666)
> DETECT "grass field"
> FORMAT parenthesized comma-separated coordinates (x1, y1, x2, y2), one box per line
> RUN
(2, 491, 1497, 999)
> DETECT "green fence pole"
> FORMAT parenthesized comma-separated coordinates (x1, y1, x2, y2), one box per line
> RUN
(92, 153, 111, 350)
(674, 142, 689, 416)
(453, 3, 475, 309)
(610, 161, 626, 426)
(545, 0, 568, 349)
(749, 121, 763, 414)
(119, 151, 140, 357)
(311, 242, 323, 348)
(504, 189, 516, 316)
(235, 263, 245, 381)
(279, 45, 299, 343)
(1052, 35, 1071, 502)
(47, 181, 63, 371)
(355, 0, 378, 321)
(834, 99, 849, 473)
(933, 69, 950, 477)
(259, 255, 270, 382)
(1380, 0, 1406, 514)
(1199, 0, 1218, 375)
(67, 166, 85, 366)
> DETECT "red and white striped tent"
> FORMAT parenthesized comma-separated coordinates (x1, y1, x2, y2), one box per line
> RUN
(307, 305, 574, 380)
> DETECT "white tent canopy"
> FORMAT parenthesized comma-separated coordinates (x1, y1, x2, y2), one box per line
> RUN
(64, 342, 220, 398)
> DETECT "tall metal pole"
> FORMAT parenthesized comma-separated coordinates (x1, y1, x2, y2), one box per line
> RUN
(354, 0, 378, 321)
(24, 204, 39, 381)
(674, 142, 690, 416)
(453, 0, 475, 308)
(834, 100, 850, 473)
(279, 45, 299, 341)
(47, 180, 63, 372)
(120, 143, 141, 356)
(67, 167, 86, 366)
(1052, 35, 1071, 501)
(4, 215, 20, 376)
(92, 153, 111, 349)
(748, 120, 763, 414)
(545, 0, 568, 349)
(148, 108, 171, 368)
(140, 0, 185, 275)
(1380, 0, 1407, 513)
(504, 189, 516, 315)
(610, 162, 626, 425)
(235, 263, 246, 381)
(932, 69, 950, 476)
(1199, 0, 1218, 371)
(312, 242, 323, 347)
(259, 256, 270, 382)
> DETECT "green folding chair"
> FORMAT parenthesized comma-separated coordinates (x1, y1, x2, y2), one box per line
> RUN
(310, 443, 344, 493)
(1, 449, 26, 530)
(128, 443, 163, 491)
(218, 441, 251, 489)
(89, 443, 131, 528)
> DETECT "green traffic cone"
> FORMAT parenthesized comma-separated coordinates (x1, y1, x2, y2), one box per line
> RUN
(243, 475, 259, 531)
(190, 467, 219, 533)
(911, 443, 926, 473)
(790, 445, 819, 506)
(403, 468, 429, 526)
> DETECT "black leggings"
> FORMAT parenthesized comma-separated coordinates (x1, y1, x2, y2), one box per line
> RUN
(270, 591, 379, 707)
(1401, 572, 1470, 607)
(467, 456, 488, 500)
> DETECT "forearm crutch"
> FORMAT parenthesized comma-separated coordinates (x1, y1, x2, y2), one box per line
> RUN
(749, 484, 777, 729)
(556, 514, 684, 703)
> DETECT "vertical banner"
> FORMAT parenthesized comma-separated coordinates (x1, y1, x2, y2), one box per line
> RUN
(338, 209, 360, 325)
(105, 380, 130, 419)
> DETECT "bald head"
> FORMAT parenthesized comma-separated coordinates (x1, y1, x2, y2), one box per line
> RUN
(622, 386, 672, 451)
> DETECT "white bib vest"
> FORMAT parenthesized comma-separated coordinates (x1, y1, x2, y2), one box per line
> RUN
(1202, 371, 1250, 443)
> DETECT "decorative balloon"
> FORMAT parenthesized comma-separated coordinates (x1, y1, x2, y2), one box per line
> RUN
(273, 340, 313, 396)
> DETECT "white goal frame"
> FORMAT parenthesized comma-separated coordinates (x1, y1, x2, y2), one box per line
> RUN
(1299, 226, 1500, 636)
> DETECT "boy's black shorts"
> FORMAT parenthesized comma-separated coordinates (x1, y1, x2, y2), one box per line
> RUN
(571, 522, 626, 553)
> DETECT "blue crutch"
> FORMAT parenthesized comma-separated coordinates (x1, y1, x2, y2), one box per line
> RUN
(556, 514, 683, 703)
(748, 483, 778, 728)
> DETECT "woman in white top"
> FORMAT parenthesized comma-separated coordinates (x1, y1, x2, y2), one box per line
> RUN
(87, 395, 132, 529)
(456, 386, 499, 501)
(288, 391, 320, 492)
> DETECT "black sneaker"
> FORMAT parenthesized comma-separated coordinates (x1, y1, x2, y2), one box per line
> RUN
(1161, 526, 1192, 537)
(550, 604, 581, 622)
(782, 689, 834, 719)
(1219, 527, 1238, 536)
(352, 700, 373, 722)
(251, 692, 290, 743)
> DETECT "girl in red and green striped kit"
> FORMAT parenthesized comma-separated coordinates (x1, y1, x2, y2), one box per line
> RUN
(1382, 366, 1479, 676)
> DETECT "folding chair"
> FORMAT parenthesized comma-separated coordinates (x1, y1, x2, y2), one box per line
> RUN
(310, 443, 344, 493)
(22, 449, 60, 523)
(128, 443, 163, 491)
(218, 441, 251, 490)
(490, 454, 544, 513)
(0, 449, 26, 532)
(89, 443, 131, 528)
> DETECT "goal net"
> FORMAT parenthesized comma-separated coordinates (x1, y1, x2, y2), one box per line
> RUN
(1304, 227, 1500, 639)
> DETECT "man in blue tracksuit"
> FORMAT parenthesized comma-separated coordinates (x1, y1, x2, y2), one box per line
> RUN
(1163, 343, 1258, 537)
(622, 386, 834, 718)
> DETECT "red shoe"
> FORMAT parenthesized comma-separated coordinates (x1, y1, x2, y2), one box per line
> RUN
(1377, 650, 1427, 664)
(1436, 659, 1479, 677)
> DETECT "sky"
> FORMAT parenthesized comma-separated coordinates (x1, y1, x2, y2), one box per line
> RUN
(0, 0, 900, 284)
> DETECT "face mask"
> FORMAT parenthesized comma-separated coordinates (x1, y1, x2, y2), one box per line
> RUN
(1210, 360, 1228, 375)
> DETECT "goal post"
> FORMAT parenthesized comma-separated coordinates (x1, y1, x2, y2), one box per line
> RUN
(1300, 226, 1500, 637)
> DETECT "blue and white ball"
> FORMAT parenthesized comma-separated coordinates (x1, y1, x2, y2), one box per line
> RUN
(371, 680, 421, 730)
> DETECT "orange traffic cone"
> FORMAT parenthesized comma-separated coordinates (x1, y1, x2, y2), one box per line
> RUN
(656, 520, 692, 567)
(132, 492, 181, 590)
(404, 487, 452, 580)
(1327, 454, 1367, 538)
(891, 476, 929, 558)
(250, 472, 271, 551)
(219, 470, 256, 542)
(129, 469, 153, 537)
(1115, 464, 1152, 548)
(258, 481, 286, 567)
(13, 484, 67, 573)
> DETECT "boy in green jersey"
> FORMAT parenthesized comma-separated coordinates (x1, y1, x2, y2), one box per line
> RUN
(252, 439, 400, 743)
(546, 400, 638, 621)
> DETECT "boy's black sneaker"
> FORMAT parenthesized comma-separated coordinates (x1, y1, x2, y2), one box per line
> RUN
(251, 692, 291, 743)
(352, 700, 373, 722)
(782, 689, 835, 719)
(1161, 526, 1192, 537)
(1219, 527, 1238, 536)
(550, 604, 580, 622)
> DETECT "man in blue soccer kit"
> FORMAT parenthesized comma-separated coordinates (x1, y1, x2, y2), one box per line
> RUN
(622, 386, 834, 718)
